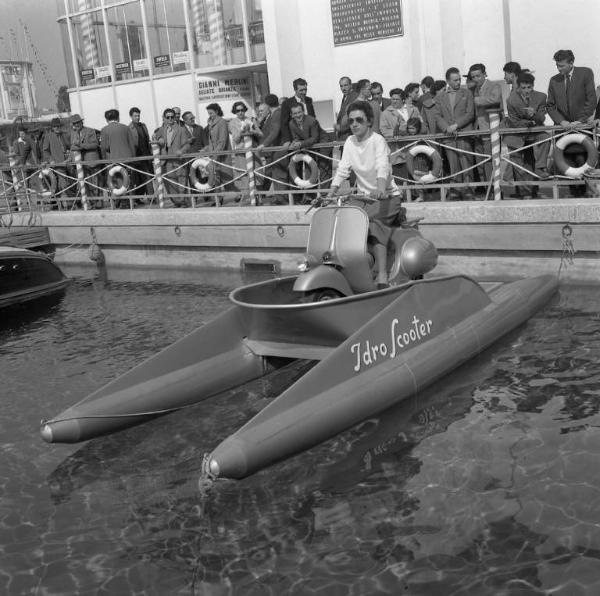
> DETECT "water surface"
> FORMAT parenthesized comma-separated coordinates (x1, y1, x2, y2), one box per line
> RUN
(1, 271, 599, 595)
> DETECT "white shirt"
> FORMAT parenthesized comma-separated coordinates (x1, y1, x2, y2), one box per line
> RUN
(332, 131, 399, 195)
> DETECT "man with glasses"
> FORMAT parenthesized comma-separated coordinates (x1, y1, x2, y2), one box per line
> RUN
(153, 108, 192, 207)
(128, 107, 152, 200)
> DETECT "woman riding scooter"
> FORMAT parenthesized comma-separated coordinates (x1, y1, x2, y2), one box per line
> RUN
(327, 100, 403, 288)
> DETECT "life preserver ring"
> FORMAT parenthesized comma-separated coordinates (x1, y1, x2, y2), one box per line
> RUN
(190, 157, 213, 191)
(406, 145, 443, 183)
(38, 167, 57, 197)
(288, 152, 319, 189)
(107, 165, 129, 196)
(553, 133, 598, 179)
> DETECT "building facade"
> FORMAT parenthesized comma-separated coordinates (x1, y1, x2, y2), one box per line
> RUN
(57, 0, 600, 132)
(0, 61, 37, 121)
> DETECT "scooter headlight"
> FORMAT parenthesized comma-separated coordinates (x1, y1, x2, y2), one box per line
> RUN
(322, 251, 334, 263)
(297, 254, 318, 272)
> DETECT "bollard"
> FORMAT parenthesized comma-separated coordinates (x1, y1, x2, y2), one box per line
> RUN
(72, 148, 89, 210)
(151, 141, 165, 208)
(489, 110, 502, 201)
(244, 134, 257, 206)
(8, 152, 23, 211)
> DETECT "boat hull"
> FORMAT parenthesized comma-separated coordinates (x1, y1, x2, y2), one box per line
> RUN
(0, 247, 68, 309)
(206, 274, 559, 479)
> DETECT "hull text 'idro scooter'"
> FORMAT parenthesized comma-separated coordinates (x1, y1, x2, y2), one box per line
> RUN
(293, 195, 438, 301)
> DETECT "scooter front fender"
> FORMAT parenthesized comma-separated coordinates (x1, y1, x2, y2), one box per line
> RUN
(293, 265, 354, 296)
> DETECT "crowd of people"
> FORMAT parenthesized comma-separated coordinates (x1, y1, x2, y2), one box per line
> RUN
(2, 48, 599, 207)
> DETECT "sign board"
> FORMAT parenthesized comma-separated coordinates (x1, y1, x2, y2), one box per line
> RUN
(115, 61, 131, 74)
(153, 54, 171, 68)
(172, 51, 190, 65)
(80, 68, 95, 81)
(330, 0, 403, 46)
(133, 58, 149, 71)
(195, 74, 253, 116)
(94, 65, 112, 79)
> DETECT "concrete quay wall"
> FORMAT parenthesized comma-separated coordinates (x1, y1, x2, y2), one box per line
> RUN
(30, 198, 600, 284)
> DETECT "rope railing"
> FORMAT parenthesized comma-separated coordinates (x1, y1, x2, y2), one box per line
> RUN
(0, 119, 598, 213)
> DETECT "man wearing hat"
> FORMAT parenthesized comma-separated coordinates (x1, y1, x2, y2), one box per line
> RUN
(42, 118, 72, 207)
(70, 113, 101, 206)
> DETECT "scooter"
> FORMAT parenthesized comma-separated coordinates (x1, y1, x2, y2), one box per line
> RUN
(293, 195, 438, 301)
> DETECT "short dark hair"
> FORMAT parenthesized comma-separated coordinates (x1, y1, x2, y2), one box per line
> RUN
(389, 87, 404, 98)
(553, 49, 574, 63)
(517, 72, 535, 86)
(181, 111, 194, 120)
(468, 63, 486, 75)
(404, 83, 420, 95)
(433, 80, 447, 94)
(371, 81, 383, 92)
(264, 93, 279, 108)
(293, 78, 307, 90)
(105, 109, 119, 121)
(503, 61, 521, 75)
(445, 67, 460, 80)
(356, 79, 371, 92)
(346, 100, 374, 124)
(339, 76, 351, 85)
(421, 76, 434, 88)
(129, 107, 140, 117)
(406, 117, 422, 133)
(162, 107, 175, 118)
(231, 101, 248, 114)
(206, 103, 223, 116)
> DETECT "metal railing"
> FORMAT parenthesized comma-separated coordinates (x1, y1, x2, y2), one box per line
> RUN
(0, 112, 598, 215)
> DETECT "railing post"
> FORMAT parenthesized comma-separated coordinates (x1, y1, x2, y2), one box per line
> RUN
(8, 152, 23, 211)
(244, 134, 257, 206)
(72, 148, 89, 211)
(489, 109, 502, 201)
(151, 141, 165, 209)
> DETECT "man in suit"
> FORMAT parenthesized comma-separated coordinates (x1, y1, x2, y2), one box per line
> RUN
(182, 111, 204, 151)
(287, 104, 331, 201)
(256, 94, 288, 202)
(100, 109, 135, 160)
(547, 49, 596, 128)
(100, 109, 136, 207)
(70, 113, 101, 205)
(153, 107, 192, 206)
(128, 107, 152, 199)
(433, 67, 476, 200)
(547, 49, 596, 196)
(42, 118, 72, 205)
(370, 82, 391, 113)
(504, 72, 550, 199)
(469, 63, 502, 184)
(356, 78, 382, 134)
(334, 76, 358, 142)
(280, 78, 315, 143)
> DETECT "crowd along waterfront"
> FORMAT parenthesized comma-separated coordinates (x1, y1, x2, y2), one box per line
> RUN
(1, 267, 599, 594)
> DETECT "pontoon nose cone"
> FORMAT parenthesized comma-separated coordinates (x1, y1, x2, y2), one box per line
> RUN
(208, 458, 220, 477)
(40, 423, 53, 443)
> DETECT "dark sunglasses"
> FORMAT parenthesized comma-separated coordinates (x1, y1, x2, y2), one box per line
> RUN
(165, 115, 175, 119)
(235, 108, 246, 113)
(348, 117, 365, 124)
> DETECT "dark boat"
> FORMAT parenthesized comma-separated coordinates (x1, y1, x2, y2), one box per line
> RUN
(0, 247, 68, 309)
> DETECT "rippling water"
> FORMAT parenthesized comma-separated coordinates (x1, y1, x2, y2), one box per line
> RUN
(1, 272, 599, 595)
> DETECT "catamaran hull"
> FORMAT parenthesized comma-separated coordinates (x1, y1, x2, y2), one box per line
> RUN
(206, 274, 558, 479)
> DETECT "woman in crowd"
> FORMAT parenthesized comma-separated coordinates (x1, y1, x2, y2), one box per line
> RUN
(205, 103, 232, 196)
(228, 101, 263, 199)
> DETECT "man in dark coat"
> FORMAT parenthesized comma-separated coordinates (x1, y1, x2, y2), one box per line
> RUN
(280, 78, 315, 143)
(128, 107, 153, 198)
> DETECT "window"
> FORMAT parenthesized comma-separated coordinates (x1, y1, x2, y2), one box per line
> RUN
(246, 0, 264, 62)
(145, 0, 191, 75)
(105, 2, 149, 81)
(71, 8, 112, 85)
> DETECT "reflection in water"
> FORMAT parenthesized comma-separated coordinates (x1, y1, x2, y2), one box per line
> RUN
(1, 280, 600, 595)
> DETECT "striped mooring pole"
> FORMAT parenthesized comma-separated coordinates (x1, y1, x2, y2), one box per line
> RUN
(489, 110, 502, 201)
(151, 141, 166, 208)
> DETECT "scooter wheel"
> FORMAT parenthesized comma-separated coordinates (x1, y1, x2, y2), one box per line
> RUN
(302, 289, 344, 302)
